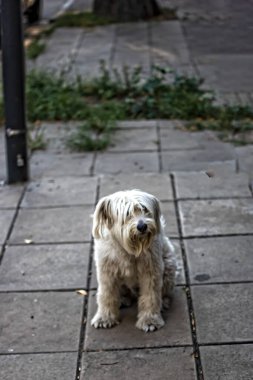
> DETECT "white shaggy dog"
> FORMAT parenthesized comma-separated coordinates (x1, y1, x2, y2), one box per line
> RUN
(91, 189, 176, 332)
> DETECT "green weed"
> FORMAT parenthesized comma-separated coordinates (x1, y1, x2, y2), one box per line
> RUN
(53, 11, 114, 28)
(26, 39, 46, 60)
(10, 63, 253, 151)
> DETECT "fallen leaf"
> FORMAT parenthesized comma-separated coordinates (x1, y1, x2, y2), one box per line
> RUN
(76, 289, 87, 296)
(24, 239, 33, 244)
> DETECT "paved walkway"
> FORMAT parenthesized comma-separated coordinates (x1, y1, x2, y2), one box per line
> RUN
(1, 1, 253, 379)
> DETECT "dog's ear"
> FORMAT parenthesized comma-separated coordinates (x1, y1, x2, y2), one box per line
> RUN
(151, 195, 161, 233)
(92, 196, 113, 239)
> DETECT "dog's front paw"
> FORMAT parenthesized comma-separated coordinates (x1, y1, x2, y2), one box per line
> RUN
(91, 313, 119, 329)
(136, 313, 165, 332)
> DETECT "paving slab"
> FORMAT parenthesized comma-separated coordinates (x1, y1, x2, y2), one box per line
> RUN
(0, 243, 90, 291)
(179, 199, 253, 237)
(184, 9, 253, 55)
(150, 21, 191, 67)
(90, 239, 185, 290)
(161, 201, 179, 237)
(94, 152, 159, 174)
(70, 26, 115, 78)
(192, 283, 253, 344)
(9, 206, 93, 244)
(185, 236, 253, 284)
(99, 173, 173, 200)
(81, 347, 196, 380)
(0, 292, 83, 353)
(84, 288, 192, 350)
(160, 129, 218, 151)
(113, 23, 150, 73)
(0, 210, 15, 245)
(30, 152, 94, 178)
(0, 153, 6, 181)
(117, 120, 158, 129)
(174, 172, 251, 199)
(21, 177, 97, 208)
(39, 122, 78, 154)
(236, 145, 253, 179)
(200, 344, 253, 380)
(161, 147, 235, 172)
(0, 128, 5, 153)
(0, 352, 77, 380)
(108, 127, 158, 152)
(36, 28, 83, 74)
(0, 183, 24, 208)
(196, 55, 253, 92)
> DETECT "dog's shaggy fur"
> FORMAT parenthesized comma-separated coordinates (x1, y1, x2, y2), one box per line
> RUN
(91, 189, 176, 332)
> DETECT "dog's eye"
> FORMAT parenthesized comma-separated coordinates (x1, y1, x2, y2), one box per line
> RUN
(141, 205, 149, 213)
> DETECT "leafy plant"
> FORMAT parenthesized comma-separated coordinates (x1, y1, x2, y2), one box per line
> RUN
(26, 39, 46, 60)
(23, 63, 253, 151)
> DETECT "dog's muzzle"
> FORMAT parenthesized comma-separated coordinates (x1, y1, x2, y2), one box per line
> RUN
(136, 219, 147, 233)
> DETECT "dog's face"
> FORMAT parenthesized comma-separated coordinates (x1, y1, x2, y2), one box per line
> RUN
(92, 190, 161, 256)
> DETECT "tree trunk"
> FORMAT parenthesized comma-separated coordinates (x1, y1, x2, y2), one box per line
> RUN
(93, 0, 161, 22)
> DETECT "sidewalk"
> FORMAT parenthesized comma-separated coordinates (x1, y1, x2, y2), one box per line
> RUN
(1, 2, 253, 379)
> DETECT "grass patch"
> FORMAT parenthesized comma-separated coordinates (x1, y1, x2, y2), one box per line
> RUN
(53, 11, 114, 28)
(28, 131, 47, 151)
(1, 62, 252, 151)
(26, 39, 46, 60)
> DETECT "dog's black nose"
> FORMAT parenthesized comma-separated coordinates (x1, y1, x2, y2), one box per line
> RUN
(137, 220, 147, 233)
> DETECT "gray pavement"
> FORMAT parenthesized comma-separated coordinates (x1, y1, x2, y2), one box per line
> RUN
(1, 1, 253, 379)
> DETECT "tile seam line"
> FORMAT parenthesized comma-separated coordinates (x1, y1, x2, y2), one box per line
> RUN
(84, 344, 194, 353)
(170, 173, 204, 380)
(0, 350, 77, 356)
(0, 184, 27, 265)
(75, 177, 100, 380)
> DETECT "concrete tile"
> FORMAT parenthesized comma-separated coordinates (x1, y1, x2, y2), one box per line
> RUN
(179, 199, 253, 237)
(9, 206, 93, 244)
(84, 288, 192, 350)
(0, 210, 15, 245)
(0, 243, 90, 291)
(185, 236, 253, 284)
(192, 284, 253, 344)
(22, 177, 97, 208)
(236, 145, 253, 179)
(0, 183, 24, 208)
(108, 128, 158, 152)
(151, 21, 191, 66)
(90, 239, 185, 290)
(0, 292, 83, 353)
(161, 202, 179, 238)
(30, 152, 94, 178)
(0, 128, 5, 153)
(70, 25, 114, 78)
(0, 353, 77, 380)
(99, 173, 173, 200)
(161, 148, 235, 172)
(113, 23, 149, 72)
(95, 152, 159, 174)
(81, 347, 196, 380)
(174, 172, 251, 199)
(160, 127, 208, 150)
(200, 344, 253, 380)
(117, 120, 158, 129)
(39, 122, 78, 154)
(36, 28, 83, 74)
(0, 153, 6, 181)
(196, 55, 253, 92)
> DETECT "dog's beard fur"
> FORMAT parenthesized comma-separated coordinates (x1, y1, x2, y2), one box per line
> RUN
(93, 190, 161, 257)
(116, 217, 157, 256)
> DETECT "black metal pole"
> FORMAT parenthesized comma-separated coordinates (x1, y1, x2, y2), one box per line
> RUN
(1, 0, 29, 183)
